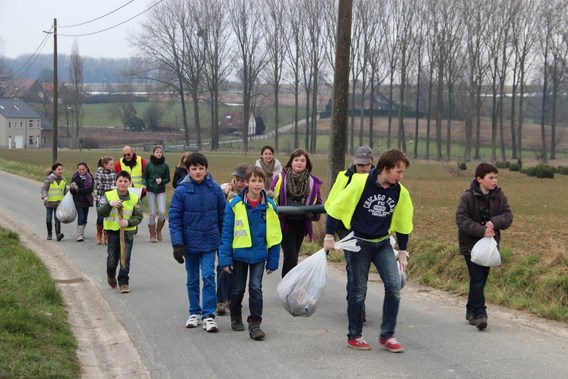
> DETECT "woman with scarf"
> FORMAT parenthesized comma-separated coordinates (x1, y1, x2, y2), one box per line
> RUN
(255, 145, 282, 190)
(70, 161, 95, 242)
(143, 145, 170, 242)
(270, 149, 323, 277)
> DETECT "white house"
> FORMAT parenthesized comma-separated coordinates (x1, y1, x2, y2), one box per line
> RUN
(0, 99, 43, 149)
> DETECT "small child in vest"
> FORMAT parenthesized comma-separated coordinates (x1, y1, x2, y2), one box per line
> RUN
(97, 170, 144, 294)
(219, 166, 282, 340)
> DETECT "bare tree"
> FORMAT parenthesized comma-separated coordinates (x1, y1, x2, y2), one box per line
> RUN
(511, 0, 538, 161)
(440, 0, 465, 161)
(546, 0, 568, 160)
(68, 41, 84, 138)
(383, 0, 401, 149)
(462, 0, 491, 161)
(133, 0, 194, 146)
(365, 1, 389, 152)
(197, 0, 233, 150)
(263, 0, 288, 151)
(228, 0, 269, 151)
(395, 0, 418, 154)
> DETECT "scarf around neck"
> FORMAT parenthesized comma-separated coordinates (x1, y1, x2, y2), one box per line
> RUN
(285, 167, 310, 201)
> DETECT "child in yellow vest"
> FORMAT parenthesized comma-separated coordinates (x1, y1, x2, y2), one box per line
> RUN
(219, 166, 282, 340)
(97, 170, 144, 294)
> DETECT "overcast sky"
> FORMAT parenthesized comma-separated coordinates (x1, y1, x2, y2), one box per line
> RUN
(0, 0, 157, 59)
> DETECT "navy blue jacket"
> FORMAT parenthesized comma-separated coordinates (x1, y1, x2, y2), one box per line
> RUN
(169, 173, 226, 253)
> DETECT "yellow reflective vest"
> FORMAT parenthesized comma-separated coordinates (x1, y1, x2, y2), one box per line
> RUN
(48, 179, 66, 202)
(231, 200, 282, 249)
(324, 169, 349, 210)
(326, 173, 413, 235)
(103, 190, 139, 231)
(120, 156, 143, 188)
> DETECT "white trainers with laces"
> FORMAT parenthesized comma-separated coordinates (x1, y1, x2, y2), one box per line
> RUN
(185, 314, 201, 328)
(202, 317, 219, 333)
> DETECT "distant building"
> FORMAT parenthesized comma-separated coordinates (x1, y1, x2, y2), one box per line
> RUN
(0, 78, 45, 103)
(0, 99, 45, 149)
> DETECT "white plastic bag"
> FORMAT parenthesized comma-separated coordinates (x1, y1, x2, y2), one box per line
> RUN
(470, 237, 501, 267)
(56, 191, 77, 223)
(277, 232, 360, 317)
(390, 236, 408, 289)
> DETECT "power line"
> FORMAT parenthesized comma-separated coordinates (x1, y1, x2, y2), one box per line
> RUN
(58, 0, 135, 29)
(58, 0, 166, 38)
(7, 26, 53, 79)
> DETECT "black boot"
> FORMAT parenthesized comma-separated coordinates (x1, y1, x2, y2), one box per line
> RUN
(55, 222, 64, 241)
(46, 222, 53, 240)
(230, 311, 244, 331)
(248, 318, 265, 340)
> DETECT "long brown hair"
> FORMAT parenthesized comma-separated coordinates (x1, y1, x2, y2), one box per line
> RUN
(284, 149, 312, 173)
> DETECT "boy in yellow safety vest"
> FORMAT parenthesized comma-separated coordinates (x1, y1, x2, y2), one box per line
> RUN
(219, 166, 282, 340)
(97, 170, 143, 294)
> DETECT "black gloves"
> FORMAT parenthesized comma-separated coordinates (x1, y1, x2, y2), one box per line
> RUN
(173, 245, 185, 264)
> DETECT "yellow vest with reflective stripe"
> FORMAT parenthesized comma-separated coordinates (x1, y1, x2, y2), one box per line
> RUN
(120, 156, 143, 188)
(231, 200, 282, 249)
(48, 179, 66, 202)
(103, 190, 139, 231)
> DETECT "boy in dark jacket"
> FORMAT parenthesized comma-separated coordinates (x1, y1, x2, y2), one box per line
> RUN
(219, 167, 282, 340)
(169, 153, 226, 333)
(456, 163, 513, 330)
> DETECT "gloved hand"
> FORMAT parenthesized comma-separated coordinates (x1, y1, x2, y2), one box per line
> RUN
(173, 245, 185, 264)
(43, 196, 49, 206)
(323, 234, 335, 252)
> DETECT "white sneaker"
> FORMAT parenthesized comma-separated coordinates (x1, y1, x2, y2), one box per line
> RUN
(185, 314, 201, 328)
(202, 317, 219, 333)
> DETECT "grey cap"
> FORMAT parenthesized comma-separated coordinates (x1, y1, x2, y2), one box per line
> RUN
(231, 163, 249, 179)
(354, 146, 373, 165)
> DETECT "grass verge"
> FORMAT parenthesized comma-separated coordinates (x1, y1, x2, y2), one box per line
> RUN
(0, 227, 80, 378)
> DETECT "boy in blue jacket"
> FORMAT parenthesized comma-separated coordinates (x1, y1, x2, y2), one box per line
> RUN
(219, 166, 282, 340)
(169, 153, 226, 333)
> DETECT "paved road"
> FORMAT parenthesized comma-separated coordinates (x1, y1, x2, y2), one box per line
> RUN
(1, 170, 567, 379)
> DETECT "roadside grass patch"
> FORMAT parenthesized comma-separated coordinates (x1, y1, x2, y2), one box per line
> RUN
(0, 227, 80, 378)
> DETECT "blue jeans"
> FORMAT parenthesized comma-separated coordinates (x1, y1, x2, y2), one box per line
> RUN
(106, 231, 133, 285)
(348, 238, 401, 340)
(229, 260, 265, 321)
(76, 206, 89, 226)
(216, 260, 233, 303)
(185, 250, 217, 319)
(464, 256, 490, 318)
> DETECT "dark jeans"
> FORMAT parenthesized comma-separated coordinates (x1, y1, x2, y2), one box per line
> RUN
(216, 260, 234, 303)
(348, 238, 401, 340)
(280, 218, 306, 278)
(106, 231, 133, 286)
(464, 255, 490, 318)
(76, 206, 90, 226)
(45, 207, 61, 232)
(229, 260, 265, 321)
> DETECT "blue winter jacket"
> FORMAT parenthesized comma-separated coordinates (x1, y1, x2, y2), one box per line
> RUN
(219, 190, 280, 271)
(168, 173, 226, 253)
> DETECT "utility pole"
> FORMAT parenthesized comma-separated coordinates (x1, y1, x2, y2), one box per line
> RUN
(328, 0, 352, 194)
(52, 18, 58, 163)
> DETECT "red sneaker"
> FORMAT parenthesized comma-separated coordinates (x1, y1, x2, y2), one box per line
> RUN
(347, 337, 371, 350)
(379, 337, 404, 353)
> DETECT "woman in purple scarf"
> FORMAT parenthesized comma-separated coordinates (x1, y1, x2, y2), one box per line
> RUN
(70, 161, 94, 242)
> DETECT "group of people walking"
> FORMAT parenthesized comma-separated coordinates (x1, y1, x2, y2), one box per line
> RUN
(40, 143, 512, 349)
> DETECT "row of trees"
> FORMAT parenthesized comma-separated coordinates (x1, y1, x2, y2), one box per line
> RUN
(130, 0, 568, 162)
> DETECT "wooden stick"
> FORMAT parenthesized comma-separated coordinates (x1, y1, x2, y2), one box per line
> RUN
(118, 208, 126, 268)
